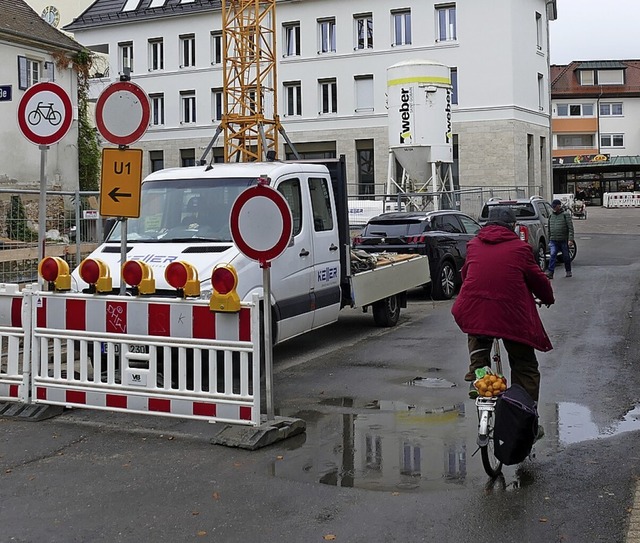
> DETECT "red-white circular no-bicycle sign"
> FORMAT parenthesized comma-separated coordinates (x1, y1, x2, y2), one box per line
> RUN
(95, 81, 150, 146)
(230, 183, 293, 267)
(17, 82, 73, 146)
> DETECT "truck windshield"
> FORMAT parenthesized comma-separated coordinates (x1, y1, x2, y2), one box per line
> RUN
(107, 177, 256, 243)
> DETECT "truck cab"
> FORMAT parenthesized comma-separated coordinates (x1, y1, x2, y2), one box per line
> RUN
(73, 161, 343, 344)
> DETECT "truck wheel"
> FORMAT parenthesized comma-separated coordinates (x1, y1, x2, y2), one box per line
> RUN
(432, 261, 456, 300)
(372, 295, 400, 327)
(536, 243, 547, 271)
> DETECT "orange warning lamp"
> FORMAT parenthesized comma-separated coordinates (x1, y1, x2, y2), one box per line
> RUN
(209, 264, 241, 312)
(38, 256, 71, 291)
(165, 261, 200, 298)
(78, 258, 112, 293)
(122, 260, 155, 295)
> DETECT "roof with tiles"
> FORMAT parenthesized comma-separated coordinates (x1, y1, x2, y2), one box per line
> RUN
(0, 0, 83, 52)
(64, 0, 221, 31)
(551, 59, 640, 98)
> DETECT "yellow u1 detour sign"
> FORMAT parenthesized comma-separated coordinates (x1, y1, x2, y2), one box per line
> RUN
(100, 148, 143, 218)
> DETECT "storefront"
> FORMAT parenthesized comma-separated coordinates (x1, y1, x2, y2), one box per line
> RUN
(552, 155, 640, 206)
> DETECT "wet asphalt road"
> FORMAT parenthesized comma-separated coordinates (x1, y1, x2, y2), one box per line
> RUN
(2, 206, 640, 543)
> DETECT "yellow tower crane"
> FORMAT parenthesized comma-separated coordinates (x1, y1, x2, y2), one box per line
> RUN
(199, 0, 299, 164)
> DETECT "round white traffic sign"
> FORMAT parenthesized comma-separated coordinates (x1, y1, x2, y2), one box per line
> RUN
(17, 82, 73, 145)
(230, 183, 293, 266)
(95, 81, 150, 146)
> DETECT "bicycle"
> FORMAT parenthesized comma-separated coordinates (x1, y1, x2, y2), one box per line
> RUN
(474, 338, 503, 478)
(27, 102, 62, 126)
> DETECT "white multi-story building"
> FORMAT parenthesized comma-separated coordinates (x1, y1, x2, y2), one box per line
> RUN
(66, 0, 557, 196)
(0, 0, 83, 191)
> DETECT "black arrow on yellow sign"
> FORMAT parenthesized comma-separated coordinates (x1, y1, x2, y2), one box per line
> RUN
(108, 187, 132, 202)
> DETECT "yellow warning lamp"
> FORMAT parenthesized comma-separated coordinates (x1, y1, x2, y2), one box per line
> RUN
(164, 261, 200, 298)
(38, 256, 71, 291)
(121, 260, 155, 295)
(209, 264, 241, 312)
(78, 258, 112, 293)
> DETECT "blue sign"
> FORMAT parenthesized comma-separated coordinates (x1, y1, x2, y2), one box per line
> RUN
(0, 85, 12, 102)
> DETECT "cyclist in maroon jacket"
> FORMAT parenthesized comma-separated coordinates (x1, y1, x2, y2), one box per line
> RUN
(451, 205, 555, 403)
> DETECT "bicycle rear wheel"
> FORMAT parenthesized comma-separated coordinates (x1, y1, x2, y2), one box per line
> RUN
(480, 411, 503, 478)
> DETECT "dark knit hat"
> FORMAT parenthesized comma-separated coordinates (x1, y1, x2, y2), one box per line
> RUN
(551, 199, 562, 207)
(487, 205, 516, 226)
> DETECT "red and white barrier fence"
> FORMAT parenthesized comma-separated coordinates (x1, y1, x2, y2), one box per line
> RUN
(1, 287, 263, 427)
(603, 192, 640, 208)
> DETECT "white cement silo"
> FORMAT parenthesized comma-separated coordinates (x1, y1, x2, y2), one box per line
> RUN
(387, 60, 453, 184)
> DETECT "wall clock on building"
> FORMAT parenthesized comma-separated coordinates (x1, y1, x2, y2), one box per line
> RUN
(41, 6, 60, 27)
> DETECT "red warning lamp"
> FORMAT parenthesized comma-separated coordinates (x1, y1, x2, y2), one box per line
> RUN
(38, 256, 71, 291)
(209, 264, 241, 312)
(78, 258, 112, 293)
(165, 261, 200, 297)
(122, 260, 155, 295)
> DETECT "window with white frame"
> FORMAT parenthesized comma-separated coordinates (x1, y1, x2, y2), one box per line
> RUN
(150, 93, 164, 125)
(536, 12, 543, 50)
(436, 4, 456, 42)
(119, 41, 134, 73)
(354, 75, 373, 112)
(392, 9, 411, 46)
(319, 78, 337, 114)
(579, 70, 594, 85)
(283, 22, 300, 56)
(181, 91, 196, 123)
(211, 31, 222, 65)
(556, 103, 594, 117)
(17, 56, 40, 89)
(598, 69, 624, 85)
(148, 38, 164, 71)
(354, 13, 373, 50)
(600, 133, 624, 148)
(318, 18, 336, 53)
(557, 134, 594, 148)
(600, 102, 623, 116)
(284, 81, 302, 116)
(450, 67, 458, 104)
(180, 34, 196, 67)
(211, 88, 223, 121)
(538, 73, 544, 110)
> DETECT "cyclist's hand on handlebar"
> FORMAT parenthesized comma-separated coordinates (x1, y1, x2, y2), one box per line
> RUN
(534, 298, 552, 308)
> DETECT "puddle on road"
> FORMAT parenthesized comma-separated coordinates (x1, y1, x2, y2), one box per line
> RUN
(558, 402, 640, 445)
(271, 399, 640, 492)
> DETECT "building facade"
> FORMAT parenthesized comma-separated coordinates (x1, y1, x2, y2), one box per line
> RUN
(66, 0, 557, 197)
(551, 60, 640, 206)
(0, 0, 84, 191)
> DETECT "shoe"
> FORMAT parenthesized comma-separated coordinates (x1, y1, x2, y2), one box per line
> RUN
(468, 382, 479, 399)
(464, 370, 476, 382)
(565, 271, 572, 278)
(545, 271, 554, 279)
(534, 424, 545, 442)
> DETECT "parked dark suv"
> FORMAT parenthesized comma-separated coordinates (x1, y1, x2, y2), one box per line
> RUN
(352, 210, 481, 300)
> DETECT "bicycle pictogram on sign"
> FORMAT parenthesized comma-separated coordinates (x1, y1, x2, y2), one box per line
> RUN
(27, 102, 62, 126)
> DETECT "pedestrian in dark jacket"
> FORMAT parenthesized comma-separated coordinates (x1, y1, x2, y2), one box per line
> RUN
(451, 206, 554, 403)
(546, 199, 575, 279)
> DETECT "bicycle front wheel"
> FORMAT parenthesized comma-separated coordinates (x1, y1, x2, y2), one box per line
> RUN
(480, 411, 503, 478)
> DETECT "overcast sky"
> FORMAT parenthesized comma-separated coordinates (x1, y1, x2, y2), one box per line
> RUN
(549, 0, 640, 64)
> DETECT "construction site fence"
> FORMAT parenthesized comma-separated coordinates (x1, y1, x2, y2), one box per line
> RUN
(0, 284, 264, 427)
(347, 185, 543, 229)
(0, 189, 102, 284)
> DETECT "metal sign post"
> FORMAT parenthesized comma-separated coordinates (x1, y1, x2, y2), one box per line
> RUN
(37, 145, 48, 287)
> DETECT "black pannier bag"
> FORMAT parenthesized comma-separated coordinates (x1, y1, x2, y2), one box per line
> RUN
(493, 383, 539, 465)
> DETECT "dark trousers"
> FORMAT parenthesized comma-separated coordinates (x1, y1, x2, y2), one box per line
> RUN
(548, 239, 571, 274)
(467, 335, 541, 401)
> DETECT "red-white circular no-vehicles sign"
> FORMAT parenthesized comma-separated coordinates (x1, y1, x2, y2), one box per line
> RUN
(17, 82, 73, 145)
(95, 81, 150, 146)
(230, 183, 293, 267)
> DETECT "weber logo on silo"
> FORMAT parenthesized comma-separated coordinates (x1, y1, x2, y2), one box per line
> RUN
(399, 87, 413, 144)
(445, 89, 452, 143)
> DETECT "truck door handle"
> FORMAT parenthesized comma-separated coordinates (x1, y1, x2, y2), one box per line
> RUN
(329, 244, 338, 251)
(299, 248, 310, 257)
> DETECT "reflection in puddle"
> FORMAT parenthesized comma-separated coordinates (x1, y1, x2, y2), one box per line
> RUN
(558, 402, 640, 444)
